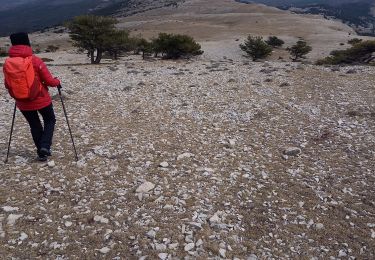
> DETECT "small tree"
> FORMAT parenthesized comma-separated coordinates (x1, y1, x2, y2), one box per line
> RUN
(287, 40, 312, 61)
(240, 35, 272, 61)
(66, 15, 117, 64)
(104, 30, 131, 60)
(266, 36, 285, 48)
(137, 38, 153, 59)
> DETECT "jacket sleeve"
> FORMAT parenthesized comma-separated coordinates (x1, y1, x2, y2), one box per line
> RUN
(34, 57, 60, 87)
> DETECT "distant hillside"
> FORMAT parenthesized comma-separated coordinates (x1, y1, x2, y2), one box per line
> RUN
(0, 0, 182, 37)
(237, 0, 375, 35)
(0, 0, 104, 36)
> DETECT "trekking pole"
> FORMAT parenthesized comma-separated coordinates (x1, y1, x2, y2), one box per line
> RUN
(5, 103, 17, 163)
(57, 85, 78, 161)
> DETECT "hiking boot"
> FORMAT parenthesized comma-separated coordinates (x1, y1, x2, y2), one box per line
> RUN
(39, 148, 52, 157)
(37, 155, 48, 162)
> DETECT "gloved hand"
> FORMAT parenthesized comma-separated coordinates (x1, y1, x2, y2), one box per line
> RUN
(57, 84, 62, 90)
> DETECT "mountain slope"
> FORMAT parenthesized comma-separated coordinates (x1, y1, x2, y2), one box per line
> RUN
(238, 0, 375, 35)
(0, 0, 103, 36)
(0, 0, 182, 37)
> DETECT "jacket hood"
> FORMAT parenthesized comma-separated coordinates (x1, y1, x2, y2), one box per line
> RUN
(8, 45, 33, 58)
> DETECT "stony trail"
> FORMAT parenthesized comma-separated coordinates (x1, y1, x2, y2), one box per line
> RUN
(0, 55, 374, 259)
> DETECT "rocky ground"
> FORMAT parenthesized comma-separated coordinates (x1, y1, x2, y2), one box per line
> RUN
(0, 52, 374, 259)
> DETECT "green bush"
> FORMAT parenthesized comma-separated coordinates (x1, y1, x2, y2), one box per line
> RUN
(348, 38, 362, 45)
(104, 30, 132, 60)
(151, 33, 203, 59)
(240, 35, 272, 61)
(265, 36, 285, 48)
(137, 38, 153, 59)
(66, 15, 117, 64)
(287, 40, 312, 61)
(317, 40, 375, 65)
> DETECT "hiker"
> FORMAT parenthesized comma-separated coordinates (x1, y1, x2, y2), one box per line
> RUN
(3, 32, 61, 161)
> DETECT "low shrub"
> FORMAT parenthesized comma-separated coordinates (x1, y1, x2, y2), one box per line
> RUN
(265, 36, 285, 48)
(348, 38, 363, 46)
(152, 33, 203, 59)
(317, 40, 375, 65)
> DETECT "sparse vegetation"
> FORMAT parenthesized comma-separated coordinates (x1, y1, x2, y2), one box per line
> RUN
(45, 45, 59, 53)
(240, 35, 273, 61)
(135, 38, 153, 59)
(265, 36, 284, 48)
(66, 15, 118, 64)
(287, 40, 312, 61)
(104, 30, 132, 60)
(317, 40, 375, 65)
(151, 33, 203, 59)
(348, 38, 363, 46)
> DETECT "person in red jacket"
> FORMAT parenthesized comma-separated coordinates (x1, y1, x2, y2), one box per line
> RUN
(5, 32, 61, 161)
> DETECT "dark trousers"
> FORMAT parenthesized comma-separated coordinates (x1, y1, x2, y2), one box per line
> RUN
(21, 104, 56, 154)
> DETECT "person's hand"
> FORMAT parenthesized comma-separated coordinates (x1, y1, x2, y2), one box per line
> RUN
(57, 84, 62, 90)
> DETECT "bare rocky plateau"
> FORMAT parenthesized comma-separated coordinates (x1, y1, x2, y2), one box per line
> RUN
(0, 0, 374, 259)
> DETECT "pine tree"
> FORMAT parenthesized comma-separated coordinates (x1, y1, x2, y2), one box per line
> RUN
(240, 35, 273, 61)
(287, 40, 312, 61)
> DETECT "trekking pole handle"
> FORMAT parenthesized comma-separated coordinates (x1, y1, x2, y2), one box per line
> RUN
(57, 84, 62, 90)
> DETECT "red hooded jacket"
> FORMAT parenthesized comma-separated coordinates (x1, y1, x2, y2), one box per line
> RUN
(4, 45, 60, 111)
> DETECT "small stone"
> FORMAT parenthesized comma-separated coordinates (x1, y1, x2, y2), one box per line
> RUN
(247, 254, 258, 260)
(94, 215, 109, 224)
(219, 248, 226, 258)
(209, 212, 221, 224)
(19, 232, 28, 241)
(283, 147, 301, 156)
(99, 247, 110, 254)
(169, 243, 179, 250)
(136, 182, 155, 193)
(146, 229, 156, 239)
(155, 243, 167, 251)
(315, 223, 324, 230)
(2, 206, 19, 212)
(184, 242, 195, 251)
(196, 239, 203, 247)
(65, 221, 73, 227)
(159, 162, 169, 168)
(177, 153, 194, 160)
(188, 222, 202, 229)
(158, 253, 168, 260)
(338, 250, 347, 257)
(7, 214, 23, 226)
(47, 160, 55, 167)
(228, 139, 236, 147)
